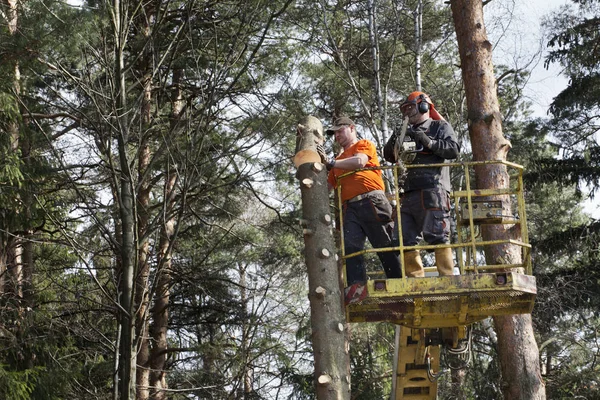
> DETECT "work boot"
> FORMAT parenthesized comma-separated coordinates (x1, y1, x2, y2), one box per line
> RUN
(344, 282, 368, 305)
(435, 247, 455, 276)
(403, 250, 424, 277)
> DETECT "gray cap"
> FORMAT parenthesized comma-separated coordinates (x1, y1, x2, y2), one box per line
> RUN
(325, 116, 354, 135)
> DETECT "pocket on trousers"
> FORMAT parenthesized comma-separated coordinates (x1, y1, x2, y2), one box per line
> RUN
(421, 188, 450, 211)
(431, 211, 446, 234)
(422, 189, 441, 210)
(368, 195, 393, 223)
(424, 209, 450, 238)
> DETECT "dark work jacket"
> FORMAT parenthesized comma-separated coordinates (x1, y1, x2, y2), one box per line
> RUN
(384, 119, 459, 192)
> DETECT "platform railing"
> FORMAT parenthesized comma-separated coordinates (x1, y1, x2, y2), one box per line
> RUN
(334, 160, 532, 286)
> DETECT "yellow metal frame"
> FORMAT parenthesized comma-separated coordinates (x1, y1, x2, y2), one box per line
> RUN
(335, 160, 536, 328)
(346, 272, 536, 328)
(393, 326, 439, 400)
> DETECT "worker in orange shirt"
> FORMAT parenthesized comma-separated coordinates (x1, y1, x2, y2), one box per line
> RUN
(322, 116, 401, 304)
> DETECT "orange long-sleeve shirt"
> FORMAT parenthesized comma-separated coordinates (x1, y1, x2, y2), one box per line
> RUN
(327, 139, 385, 203)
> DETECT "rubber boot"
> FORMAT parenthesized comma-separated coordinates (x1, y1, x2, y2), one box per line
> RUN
(403, 250, 424, 277)
(435, 247, 455, 276)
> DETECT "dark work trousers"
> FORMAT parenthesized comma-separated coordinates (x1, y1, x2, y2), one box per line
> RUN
(343, 191, 402, 285)
(397, 187, 451, 247)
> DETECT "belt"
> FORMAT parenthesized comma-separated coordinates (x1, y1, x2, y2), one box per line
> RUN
(346, 190, 384, 204)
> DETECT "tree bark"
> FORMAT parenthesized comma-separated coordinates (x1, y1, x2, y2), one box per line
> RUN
(367, 0, 388, 141)
(294, 116, 351, 399)
(113, 0, 136, 397)
(238, 265, 254, 398)
(147, 206, 174, 399)
(148, 172, 177, 400)
(449, 368, 467, 400)
(2, 0, 36, 371)
(135, 6, 154, 398)
(413, 0, 423, 91)
(449, 0, 545, 398)
(2, 0, 21, 298)
(148, 66, 184, 400)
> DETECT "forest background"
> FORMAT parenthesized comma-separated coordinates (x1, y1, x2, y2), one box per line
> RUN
(0, 0, 598, 399)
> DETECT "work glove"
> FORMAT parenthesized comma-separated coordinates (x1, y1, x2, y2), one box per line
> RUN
(410, 129, 432, 149)
(316, 144, 336, 171)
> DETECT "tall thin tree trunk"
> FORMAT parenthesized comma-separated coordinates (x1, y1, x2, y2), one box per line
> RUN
(19, 107, 34, 304)
(449, 0, 545, 398)
(367, 0, 387, 141)
(4, 0, 36, 370)
(135, 11, 154, 398)
(17, 123, 36, 370)
(148, 67, 184, 400)
(238, 265, 254, 398)
(366, 0, 395, 189)
(113, 0, 136, 397)
(413, 0, 423, 91)
(148, 171, 176, 400)
(3, 0, 21, 297)
(135, 87, 152, 400)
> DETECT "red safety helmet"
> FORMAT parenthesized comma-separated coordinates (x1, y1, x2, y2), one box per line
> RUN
(400, 91, 444, 121)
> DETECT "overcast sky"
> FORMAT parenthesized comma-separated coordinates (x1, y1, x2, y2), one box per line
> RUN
(485, 0, 569, 118)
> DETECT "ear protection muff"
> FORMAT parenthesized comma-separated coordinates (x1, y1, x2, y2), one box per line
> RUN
(417, 94, 430, 114)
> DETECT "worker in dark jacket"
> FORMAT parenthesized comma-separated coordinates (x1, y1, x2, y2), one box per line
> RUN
(384, 91, 460, 277)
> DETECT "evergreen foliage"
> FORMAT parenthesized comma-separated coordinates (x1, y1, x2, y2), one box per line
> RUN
(505, 0, 600, 397)
(0, 0, 599, 397)
(531, 0, 600, 194)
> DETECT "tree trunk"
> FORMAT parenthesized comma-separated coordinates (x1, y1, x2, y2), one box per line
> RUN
(413, 0, 423, 91)
(449, 0, 545, 398)
(367, 0, 387, 141)
(148, 67, 184, 400)
(294, 116, 351, 399)
(4, 0, 36, 371)
(238, 265, 254, 398)
(113, 0, 136, 397)
(449, 368, 467, 400)
(135, 10, 154, 398)
(148, 171, 177, 400)
(3, 0, 21, 298)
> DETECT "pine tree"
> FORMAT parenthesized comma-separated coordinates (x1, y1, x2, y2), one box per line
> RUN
(450, 0, 546, 397)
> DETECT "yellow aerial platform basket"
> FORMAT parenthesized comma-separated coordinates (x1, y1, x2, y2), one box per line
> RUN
(336, 160, 536, 328)
(333, 160, 536, 399)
